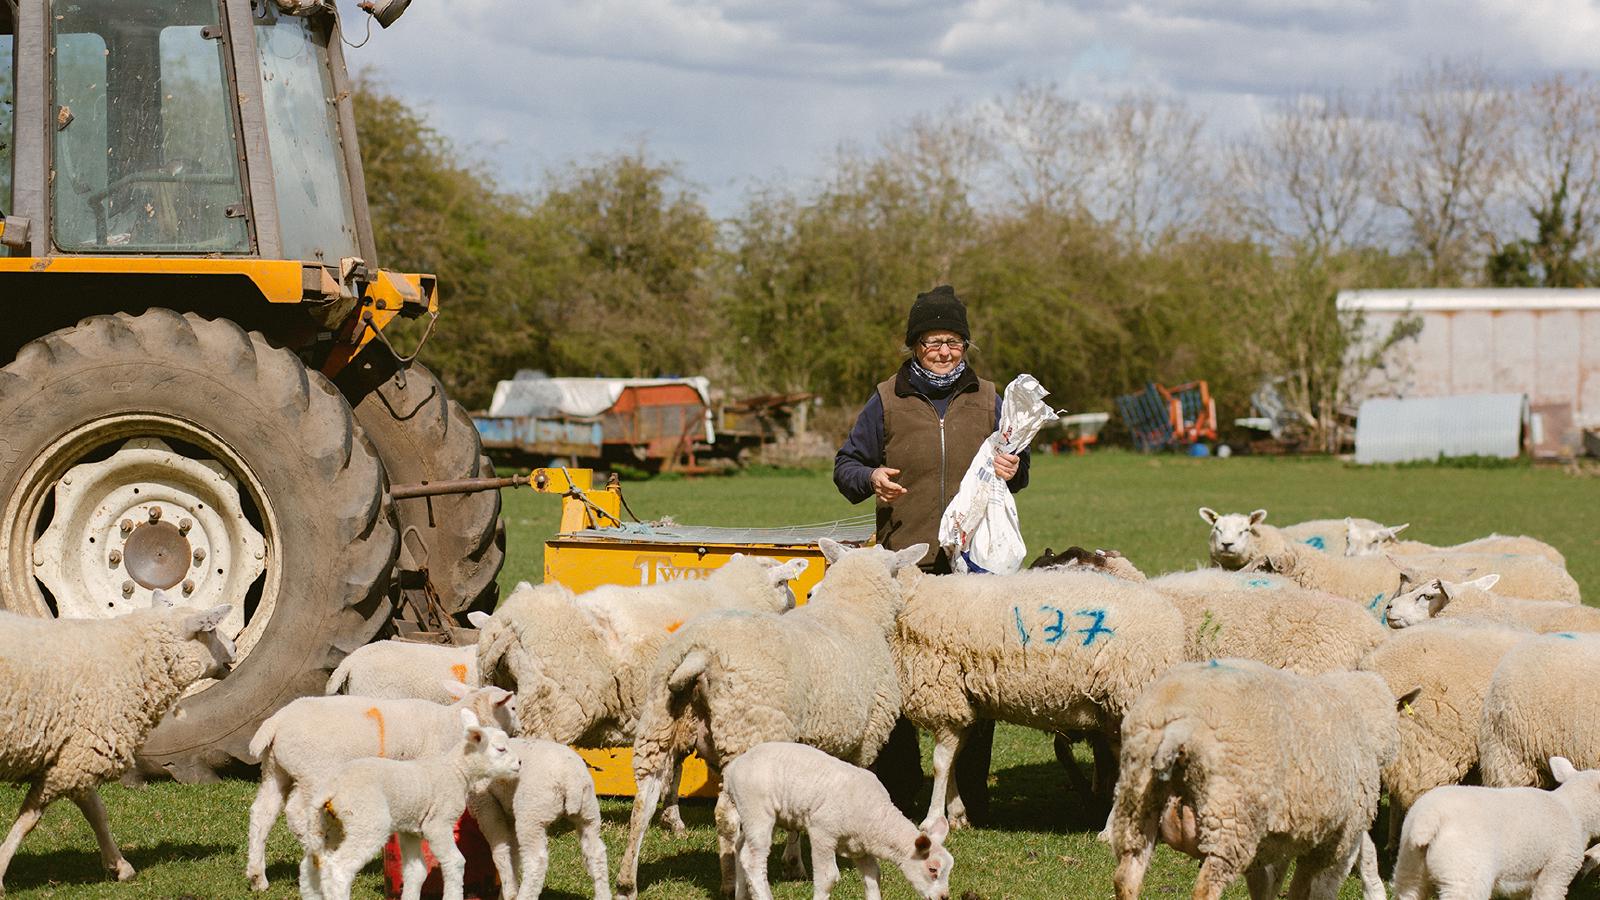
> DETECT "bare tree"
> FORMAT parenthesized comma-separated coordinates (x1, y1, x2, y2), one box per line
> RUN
(1226, 90, 1382, 256)
(1087, 92, 1210, 247)
(1376, 58, 1514, 284)
(983, 80, 1100, 214)
(1494, 72, 1600, 284)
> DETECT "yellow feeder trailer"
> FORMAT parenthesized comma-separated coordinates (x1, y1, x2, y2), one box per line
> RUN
(518, 467, 873, 797)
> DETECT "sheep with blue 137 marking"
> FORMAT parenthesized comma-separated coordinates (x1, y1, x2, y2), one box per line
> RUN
(893, 566, 1186, 830)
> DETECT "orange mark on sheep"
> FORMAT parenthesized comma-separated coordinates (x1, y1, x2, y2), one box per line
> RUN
(451, 663, 469, 683)
(666, 620, 683, 633)
(365, 706, 386, 758)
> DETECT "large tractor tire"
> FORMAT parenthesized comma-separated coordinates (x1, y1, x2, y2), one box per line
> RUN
(0, 310, 398, 782)
(337, 349, 505, 621)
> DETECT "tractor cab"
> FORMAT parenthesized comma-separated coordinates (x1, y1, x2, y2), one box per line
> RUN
(1, 0, 374, 272)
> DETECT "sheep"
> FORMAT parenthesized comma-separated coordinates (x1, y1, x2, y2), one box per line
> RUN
(1199, 508, 1380, 564)
(1344, 518, 1567, 568)
(1358, 618, 1533, 854)
(245, 681, 518, 892)
(1145, 569, 1387, 675)
(615, 540, 926, 900)
(0, 596, 233, 892)
(298, 710, 523, 900)
(474, 556, 806, 838)
(1393, 756, 1600, 900)
(715, 742, 954, 900)
(1479, 631, 1600, 788)
(1384, 574, 1600, 633)
(1110, 659, 1413, 900)
(324, 612, 490, 703)
(1392, 550, 1578, 603)
(469, 738, 610, 900)
(893, 567, 1186, 829)
(1280, 517, 1382, 555)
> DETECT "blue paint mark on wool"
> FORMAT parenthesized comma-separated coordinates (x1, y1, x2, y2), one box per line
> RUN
(1303, 536, 1326, 550)
(1040, 606, 1067, 645)
(1012, 607, 1030, 646)
(1075, 608, 1115, 646)
(1245, 577, 1274, 588)
(1554, 632, 1578, 640)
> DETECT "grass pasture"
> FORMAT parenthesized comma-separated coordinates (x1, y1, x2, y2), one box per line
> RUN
(2, 451, 1596, 898)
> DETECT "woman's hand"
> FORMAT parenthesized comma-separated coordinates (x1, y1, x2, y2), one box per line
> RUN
(871, 466, 907, 503)
(994, 451, 1021, 481)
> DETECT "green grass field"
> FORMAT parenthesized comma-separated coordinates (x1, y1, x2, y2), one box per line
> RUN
(3, 452, 1597, 898)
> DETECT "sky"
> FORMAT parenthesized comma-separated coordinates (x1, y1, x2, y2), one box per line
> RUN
(334, 0, 1600, 217)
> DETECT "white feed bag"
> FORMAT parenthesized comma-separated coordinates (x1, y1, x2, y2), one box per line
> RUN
(939, 374, 1059, 574)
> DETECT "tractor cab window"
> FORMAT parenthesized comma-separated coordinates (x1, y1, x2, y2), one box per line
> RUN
(253, 6, 358, 264)
(50, 0, 250, 253)
(1, 0, 16, 233)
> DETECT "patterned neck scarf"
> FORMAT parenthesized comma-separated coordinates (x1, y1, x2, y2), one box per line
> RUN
(911, 358, 967, 391)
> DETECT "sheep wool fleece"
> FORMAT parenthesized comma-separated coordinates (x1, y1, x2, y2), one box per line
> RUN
(1112, 660, 1401, 900)
(1480, 631, 1600, 787)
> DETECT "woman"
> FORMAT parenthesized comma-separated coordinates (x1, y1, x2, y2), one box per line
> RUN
(833, 284, 1029, 819)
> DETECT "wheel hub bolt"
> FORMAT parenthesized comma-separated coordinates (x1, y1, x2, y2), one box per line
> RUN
(181, 579, 195, 596)
(108, 549, 122, 567)
(192, 547, 206, 565)
(120, 519, 134, 535)
(148, 507, 162, 523)
(178, 518, 192, 536)
(121, 580, 135, 597)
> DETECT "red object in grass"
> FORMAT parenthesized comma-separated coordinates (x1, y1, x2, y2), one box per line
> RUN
(382, 811, 499, 899)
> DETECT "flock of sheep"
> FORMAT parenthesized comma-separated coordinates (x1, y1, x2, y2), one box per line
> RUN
(0, 509, 1594, 900)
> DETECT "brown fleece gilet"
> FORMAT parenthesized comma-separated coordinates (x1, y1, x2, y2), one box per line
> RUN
(875, 373, 996, 569)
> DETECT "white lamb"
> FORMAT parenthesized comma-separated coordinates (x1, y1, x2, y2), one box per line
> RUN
(324, 611, 490, 702)
(470, 738, 610, 900)
(298, 710, 522, 900)
(715, 742, 954, 900)
(893, 566, 1186, 828)
(1393, 756, 1600, 900)
(1110, 659, 1412, 900)
(1479, 631, 1600, 787)
(616, 540, 924, 900)
(245, 681, 518, 891)
(1384, 574, 1600, 633)
(1344, 519, 1567, 568)
(0, 595, 232, 893)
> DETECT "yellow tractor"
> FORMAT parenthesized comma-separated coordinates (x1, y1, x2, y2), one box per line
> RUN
(0, 0, 503, 781)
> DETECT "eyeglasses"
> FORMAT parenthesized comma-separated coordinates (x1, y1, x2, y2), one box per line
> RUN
(918, 338, 967, 351)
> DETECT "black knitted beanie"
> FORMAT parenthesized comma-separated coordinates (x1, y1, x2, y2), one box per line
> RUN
(904, 285, 970, 346)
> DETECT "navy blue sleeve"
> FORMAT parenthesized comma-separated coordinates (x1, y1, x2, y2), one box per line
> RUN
(996, 394, 1031, 494)
(834, 393, 885, 504)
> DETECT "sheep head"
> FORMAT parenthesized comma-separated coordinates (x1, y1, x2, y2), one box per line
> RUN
(1199, 507, 1269, 570)
(1344, 518, 1409, 557)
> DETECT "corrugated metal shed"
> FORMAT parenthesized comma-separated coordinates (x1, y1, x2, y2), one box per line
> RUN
(1353, 393, 1528, 464)
(1338, 289, 1600, 431)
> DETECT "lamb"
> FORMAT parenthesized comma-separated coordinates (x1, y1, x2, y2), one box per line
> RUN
(469, 738, 610, 900)
(1110, 659, 1412, 900)
(1393, 756, 1600, 900)
(324, 611, 491, 703)
(298, 710, 523, 900)
(1344, 519, 1567, 568)
(245, 681, 519, 891)
(615, 540, 925, 900)
(0, 594, 233, 892)
(893, 566, 1186, 828)
(715, 742, 954, 900)
(1358, 618, 1533, 853)
(1479, 631, 1600, 787)
(1384, 574, 1600, 633)
(474, 556, 806, 838)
